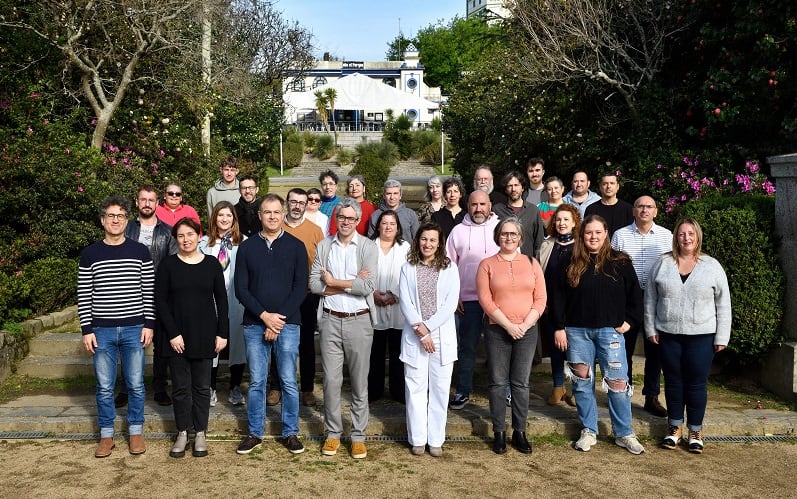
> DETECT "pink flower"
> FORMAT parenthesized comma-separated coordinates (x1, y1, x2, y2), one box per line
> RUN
(29, 93, 40, 99)
(762, 181, 776, 195)
(77, 186, 84, 192)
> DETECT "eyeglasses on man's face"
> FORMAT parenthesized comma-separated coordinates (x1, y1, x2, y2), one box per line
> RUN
(336, 215, 358, 224)
(103, 213, 128, 220)
(288, 200, 307, 207)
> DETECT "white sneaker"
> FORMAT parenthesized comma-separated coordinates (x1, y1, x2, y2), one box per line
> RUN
(228, 386, 246, 406)
(209, 388, 217, 407)
(616, 434, 645, 455)
(574, 428, 597, 452)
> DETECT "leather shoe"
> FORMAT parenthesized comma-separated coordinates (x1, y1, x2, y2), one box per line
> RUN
(154, 392, 172, 406)
(301, 391, 315, 406)
(95, 437, 115, 458)
(492, 432, 507, 455)
(114, 392, 127, 408)
(266, 390, 281, 406)
(512, 431, 532, 454)
(129, 434, 146, 455)
(644, 396, 668, 417)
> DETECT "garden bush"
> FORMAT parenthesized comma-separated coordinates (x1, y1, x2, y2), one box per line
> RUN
(349, 154, 391, 206)
(301, 131, 316, 152)
(336, 148, 355, 166)
(22, 257, 78, 316)
(314, 134, 334, 160)
(680, 195, 784, 365)
(0, 271, 30, 324)
(354, 141, 399, 167)
(272, 133, 304, 170)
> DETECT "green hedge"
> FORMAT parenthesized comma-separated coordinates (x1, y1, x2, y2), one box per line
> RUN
(681, 195, 784, 365)
(349, 154, 391, 206)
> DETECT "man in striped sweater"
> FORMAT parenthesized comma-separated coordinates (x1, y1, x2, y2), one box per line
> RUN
(78, 195, 155, 458)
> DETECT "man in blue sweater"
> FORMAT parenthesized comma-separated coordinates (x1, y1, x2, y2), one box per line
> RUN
(234, 193, 308, 455)
(78, 195, 155, 458)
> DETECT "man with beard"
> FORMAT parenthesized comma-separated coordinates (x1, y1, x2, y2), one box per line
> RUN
(235, 175, 261, 237)
(115, 185, 177, 408)
(562, 171, 600, 217)
(493, 170, 545, 257)
(525, 158, 548, 206)
(445, 190, 500, 410)
(473, 165, 506, 206)
(585, 173, 634, 237)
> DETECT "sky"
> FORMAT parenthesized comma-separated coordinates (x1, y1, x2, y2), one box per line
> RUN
(276, 0, 465, 61)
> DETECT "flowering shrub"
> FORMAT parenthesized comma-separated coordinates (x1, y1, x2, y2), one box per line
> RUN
(648, 155, 775, 215)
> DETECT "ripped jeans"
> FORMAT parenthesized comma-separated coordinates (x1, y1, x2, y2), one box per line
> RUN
(565, 327, 634, 438)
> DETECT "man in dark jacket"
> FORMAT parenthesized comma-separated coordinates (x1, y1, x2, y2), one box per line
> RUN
(115, 185, 177, 408)
(492, 171, 545, 257)
(235, 175, 261, 237)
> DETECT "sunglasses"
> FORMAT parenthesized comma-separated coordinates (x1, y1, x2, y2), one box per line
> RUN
(307, 198, 321, 203)
(166, 191, 182, 197)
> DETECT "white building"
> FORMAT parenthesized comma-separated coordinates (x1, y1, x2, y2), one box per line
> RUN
(466, 0, 512, 21)
(283, 45, 442, 130)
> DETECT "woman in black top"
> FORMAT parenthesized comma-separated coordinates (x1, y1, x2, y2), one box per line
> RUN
(550, 215, 644, 455)
(431, 177, 466, 238)
(156, 217, 229, 458)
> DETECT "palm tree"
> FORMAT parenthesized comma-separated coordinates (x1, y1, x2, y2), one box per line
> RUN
(313, 90, 329, 131)
(324, 88, 338, 146)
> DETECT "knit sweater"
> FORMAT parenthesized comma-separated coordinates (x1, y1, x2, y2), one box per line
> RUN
(550, 253, 643, 330)
(644, 254, 732, 345)
(445, 213, 500, 302)
(477, 253, 547, 325)
(78, 238, 155, 335)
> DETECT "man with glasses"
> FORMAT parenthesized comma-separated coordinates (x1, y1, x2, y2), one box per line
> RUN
(493, 170, 545, 257)
(155, 183, 201, 228)
(206, 156, 241, 218)
(318, 170, 341, 218)
(310, 197, 378, 459)
(366, 179, 419, 239)
(115, 186, 177, 409)
(235, 194, 308, 455)
(473, 165, 507, 206)
(235, 175, 261, 237)
(611, 196, 673, 417)
(78, 195, 155, 458)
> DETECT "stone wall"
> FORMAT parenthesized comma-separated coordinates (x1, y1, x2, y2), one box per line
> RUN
(0, 305, 77, 383)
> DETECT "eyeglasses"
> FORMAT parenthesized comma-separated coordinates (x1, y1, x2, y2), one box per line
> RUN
(166, 191, 182, 197)
(240, 185, 257, 191)
(336, 215, 358, 224)
(307, 198, 321, 203)
(259, 210, 282, 216)
(321, 182, 337, 187)
(103, 213, 127, 220)
(288, 200, 307, 207)
(634, 204, 656, 210)
(499, 232, 520, 239)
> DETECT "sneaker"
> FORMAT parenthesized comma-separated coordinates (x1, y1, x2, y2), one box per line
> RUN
(661, 425, 682, 449)
(209, 389, 217, 407)
(236, 434, 262, 455)
(228, 386, 246, 406)
(688, 430, 704, 454)
(506, 393, 512, 407)
(351, 441, 367, 459)
(321, 437, 340, 456)
(410, 445, 425, 456)
(616, 434, 645, 455)
(449, 393, 469, 410)
(267, 390, 282, 406)
(285, 435, 305, 454)
(574, 428, 597, 452)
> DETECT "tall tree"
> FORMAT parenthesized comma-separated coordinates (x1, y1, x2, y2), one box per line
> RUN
(314, 90, 328, 131)
(385, 34, 417, 61)
(324, 87, 337, 144)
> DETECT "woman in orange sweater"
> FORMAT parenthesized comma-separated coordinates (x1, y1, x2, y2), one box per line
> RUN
(477, 217, 547, 455)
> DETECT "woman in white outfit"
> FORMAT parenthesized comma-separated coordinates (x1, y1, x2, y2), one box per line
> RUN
(399, 222, 460, 457)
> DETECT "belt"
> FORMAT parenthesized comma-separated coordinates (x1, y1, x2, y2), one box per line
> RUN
(323, 307, 369, 319)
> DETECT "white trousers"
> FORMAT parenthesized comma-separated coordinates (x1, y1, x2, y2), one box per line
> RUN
(404, 342, 454, 447)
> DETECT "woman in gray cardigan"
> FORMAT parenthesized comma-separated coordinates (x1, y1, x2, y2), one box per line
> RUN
(644, 218, 731, 454)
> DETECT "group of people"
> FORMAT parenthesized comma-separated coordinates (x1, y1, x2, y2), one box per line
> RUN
(77, 158, 731, 460)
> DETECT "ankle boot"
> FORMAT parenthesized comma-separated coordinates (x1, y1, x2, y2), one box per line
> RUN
(492, 431, 507, 455)
(547, 386, 565, 405)
(193, 430, 208, 457)
(563, 380, 577, 407)
(511, 431, 532, 454)
(169, 430, 189, 458)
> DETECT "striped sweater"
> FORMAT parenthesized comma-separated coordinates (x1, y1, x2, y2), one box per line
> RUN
(78, 238, 156, 335)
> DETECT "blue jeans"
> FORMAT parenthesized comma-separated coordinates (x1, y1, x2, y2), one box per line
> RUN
(455, 301, 484, 396)
(244, 323, 300, 437)
(93, 325, 146, 438)
(540, 313, 565, 387)
(566, 327, 633, 438)
(658, 332, 715, 431)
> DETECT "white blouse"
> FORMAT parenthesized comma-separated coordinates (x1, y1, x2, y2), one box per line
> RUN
(373, 240, 411, 330)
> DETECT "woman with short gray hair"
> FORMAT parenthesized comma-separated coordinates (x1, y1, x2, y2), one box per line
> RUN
(418, 175, 444, 224)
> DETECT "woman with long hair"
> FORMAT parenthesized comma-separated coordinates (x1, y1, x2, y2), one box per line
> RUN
(550, 215, 645, 455)
(198, 201, 246, 407)
(645, 218, 731, 454)
(368, 210, 411, 403)
(156, 217, 228, 458)
(477, 217, 547, 454)
(536, 204, 581, 406)
(399, 222, 460, 457)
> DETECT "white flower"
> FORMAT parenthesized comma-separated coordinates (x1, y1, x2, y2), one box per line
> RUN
(161, 118, 170, 124)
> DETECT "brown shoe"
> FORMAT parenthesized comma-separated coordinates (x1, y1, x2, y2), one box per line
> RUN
(644, 396, 668, 417)
(266, 390, 282, 406)
(301, 391, 316, 406)
(95, 438, 115, 458)
(547, 386, 565, 406)
(129, 434, 146, 455)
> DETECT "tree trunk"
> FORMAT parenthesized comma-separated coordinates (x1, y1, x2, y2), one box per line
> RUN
(201, 1, 213, 156)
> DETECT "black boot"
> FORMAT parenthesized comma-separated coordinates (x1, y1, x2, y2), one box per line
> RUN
(512, 431, 532, 454)
(492, 432, 507, 454)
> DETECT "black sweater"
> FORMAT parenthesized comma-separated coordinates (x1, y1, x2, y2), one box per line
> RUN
(550, 253, 642, 330)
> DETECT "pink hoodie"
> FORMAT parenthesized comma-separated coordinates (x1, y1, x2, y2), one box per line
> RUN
(444, 212, 500, 302)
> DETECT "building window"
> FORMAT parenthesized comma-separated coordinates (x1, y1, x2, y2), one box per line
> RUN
(406, 77, 418, 90)
(290, 79, 305, 92)
(383, 78, 396, 87)
(312, 76, 327, 89)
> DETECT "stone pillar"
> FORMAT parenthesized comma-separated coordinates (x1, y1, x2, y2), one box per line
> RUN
(762, 153, 797, 400)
